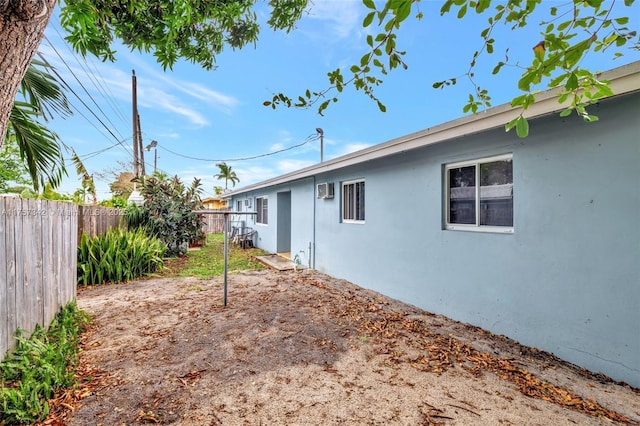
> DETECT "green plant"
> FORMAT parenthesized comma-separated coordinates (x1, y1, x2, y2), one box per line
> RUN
(140, 176, 205, 256)
(163, 233, 266, 279)
(0, 302, 89, 424)
(99, 195, 128, 208)
(123, 201, 148, 229)
(77, 227, 166, 285)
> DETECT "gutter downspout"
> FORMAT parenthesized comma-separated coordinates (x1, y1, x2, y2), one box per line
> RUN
(312, 175, 316, 269)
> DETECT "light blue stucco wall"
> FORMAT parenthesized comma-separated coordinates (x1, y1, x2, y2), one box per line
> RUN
(232, 179, 315, 266)
(230, 92, 640, 387)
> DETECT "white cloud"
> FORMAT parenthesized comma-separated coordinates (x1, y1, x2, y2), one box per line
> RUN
(141, 87, 209, 126)
(178, 81, 239, 113)
(330, 143, 372, 159)
(270, 142, 285, 151)
(307, 0, 361, 39)
(277, 159, 316, 173)
(236, 165, 280, 186)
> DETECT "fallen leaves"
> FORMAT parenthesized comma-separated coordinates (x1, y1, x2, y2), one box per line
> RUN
(177, 369, 207, 387)
(350, 304, 635, 424)
(296, 273, 636, 424)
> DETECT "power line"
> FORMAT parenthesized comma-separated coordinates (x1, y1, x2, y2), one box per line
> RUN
(50, 22, 129, 127)
(36, 49, 132, 160)
(43, 35, 127, 143)
(158, 133, 321, 162)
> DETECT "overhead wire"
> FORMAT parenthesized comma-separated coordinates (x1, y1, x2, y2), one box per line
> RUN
(50, 22, 129, 128)
(37, 45, 133, 163)
(42, 35, 128, 143)
(157, 133, 321, 163)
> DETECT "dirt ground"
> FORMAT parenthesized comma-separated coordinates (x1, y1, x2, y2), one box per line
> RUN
(58, 269, 638, 425)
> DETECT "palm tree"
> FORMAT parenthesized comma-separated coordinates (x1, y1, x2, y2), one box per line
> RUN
(5, 55, 71, 191)
(71, 149, 97, 204)
(214, 162, 239, 190)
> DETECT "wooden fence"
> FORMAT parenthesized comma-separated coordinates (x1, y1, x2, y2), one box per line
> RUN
(202, 209, 229, 234)
(0, 197, 77, 359)
(77, 205, 125, 243)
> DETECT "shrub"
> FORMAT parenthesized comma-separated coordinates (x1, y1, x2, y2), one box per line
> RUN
(123, 202, 148, 229)
(139, 176, 204, 256)
(77, 227, 166, 285)
(0, 302, 90, 424)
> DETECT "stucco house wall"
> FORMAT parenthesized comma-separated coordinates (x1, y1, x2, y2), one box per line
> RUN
(227, 64, 640, 387)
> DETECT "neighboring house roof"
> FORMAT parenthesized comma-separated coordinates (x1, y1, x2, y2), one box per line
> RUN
(223, 61, 640, 198)
(202, 196, 223, 203)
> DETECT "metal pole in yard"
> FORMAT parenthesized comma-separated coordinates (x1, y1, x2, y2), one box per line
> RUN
(223, 212, 229, 307)
(193, 210, 256, 308)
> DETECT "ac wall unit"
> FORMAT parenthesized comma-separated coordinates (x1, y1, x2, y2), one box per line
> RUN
(245, 199, 252, 208)
(317, 182, 335, 199)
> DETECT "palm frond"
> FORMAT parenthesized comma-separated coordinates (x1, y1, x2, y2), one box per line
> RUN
(20, 57, 72, 121)
(71, 148, 97, 204)
(9, 102, 67, 191)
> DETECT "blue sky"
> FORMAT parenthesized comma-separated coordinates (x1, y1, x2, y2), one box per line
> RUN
(39, 1, 640, 200)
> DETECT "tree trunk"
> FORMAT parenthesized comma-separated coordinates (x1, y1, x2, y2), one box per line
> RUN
(0, 0, 56, 150)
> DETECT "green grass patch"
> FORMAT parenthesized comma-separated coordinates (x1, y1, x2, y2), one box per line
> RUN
(163, 233, 268, 279)
(0, 303, 90, 424)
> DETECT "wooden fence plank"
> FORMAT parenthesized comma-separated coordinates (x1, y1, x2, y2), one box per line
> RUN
(13, 198, 26, 339)
(68, 204, 78, 302)
(77, 205, 124, 243)
(42, 200, 58, 327)
(2, 198, 17, 356)
(203, 213, 226, 234)
(0, 198, 8, 357)
(21, 199, 41, 332)
(0, 199, 78, 360)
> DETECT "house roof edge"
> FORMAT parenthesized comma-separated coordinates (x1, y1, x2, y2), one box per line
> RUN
(223, 61, 640, 198)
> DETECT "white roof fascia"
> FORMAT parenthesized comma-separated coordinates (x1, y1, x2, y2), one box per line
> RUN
(223, 61, 640, 199)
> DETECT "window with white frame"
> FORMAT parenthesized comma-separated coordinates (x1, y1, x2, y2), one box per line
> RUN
(256, 196, 268, 224)
(236, 200, 242, 212)
(445, 154, 513, 232)
(342, 179, 365, 223)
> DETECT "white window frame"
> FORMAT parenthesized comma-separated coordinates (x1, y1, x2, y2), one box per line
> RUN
(256, 196, 268, 225)
(341, 179, 365, 224)
(445, 153, 513, 233)
(236, 200, 242, 212)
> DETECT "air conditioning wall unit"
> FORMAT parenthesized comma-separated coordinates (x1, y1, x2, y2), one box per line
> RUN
(245, 198, 252, 208)
(317, 182, 335, 199)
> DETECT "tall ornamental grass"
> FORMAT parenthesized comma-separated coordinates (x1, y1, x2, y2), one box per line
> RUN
(77, 227, 166, 285)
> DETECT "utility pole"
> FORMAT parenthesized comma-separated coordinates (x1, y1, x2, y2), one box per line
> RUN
(132, 70, 139, 178)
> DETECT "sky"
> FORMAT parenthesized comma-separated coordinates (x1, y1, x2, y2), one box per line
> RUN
(37, 0, 640, 201)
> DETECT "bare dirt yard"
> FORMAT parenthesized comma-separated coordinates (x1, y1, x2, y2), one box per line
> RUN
(56, 269, 638, 425)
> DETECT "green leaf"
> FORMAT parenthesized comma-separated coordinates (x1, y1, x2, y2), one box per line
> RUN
(395, 0, 412, 22)
(363, 11, 375, 27)
(440, 0, 454, 15)
(363, 0, 376, 9)
(515, 116, 529, 138)
(565, 73, 579, 91)
(457, 4, 468, 18)
(559, 108, 573, 117)
(518, 72, 537, 92)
